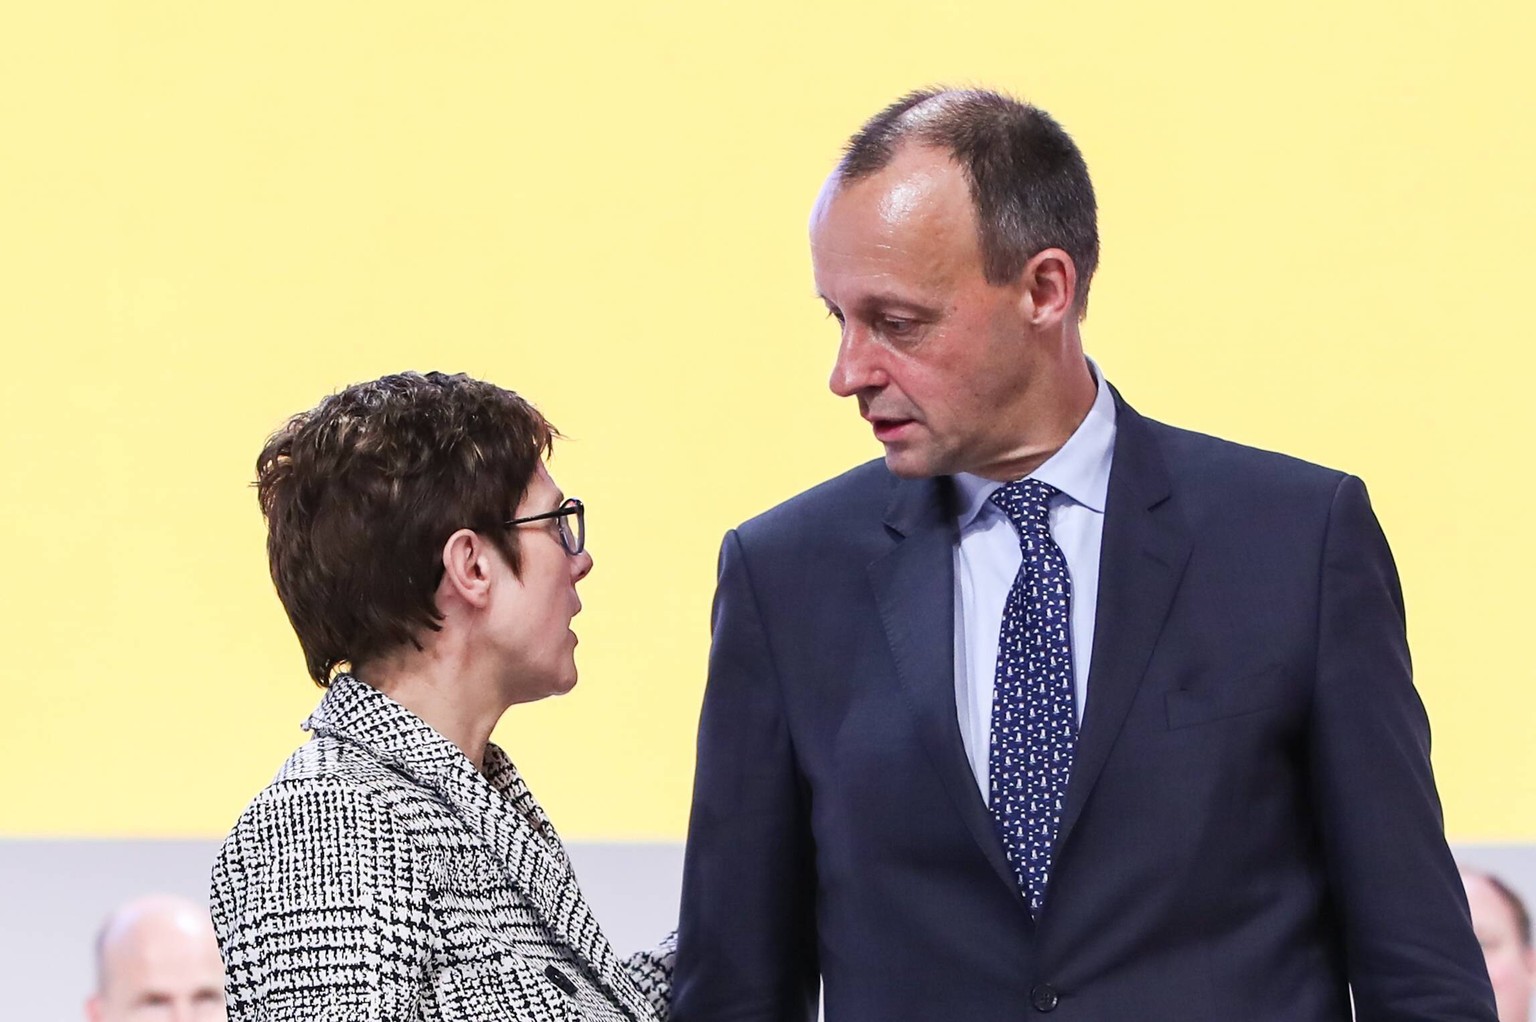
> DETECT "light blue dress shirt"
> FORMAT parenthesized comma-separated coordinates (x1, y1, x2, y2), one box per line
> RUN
(951, 361, 1117, 801)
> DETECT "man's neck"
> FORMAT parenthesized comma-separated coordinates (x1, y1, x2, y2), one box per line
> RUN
(971, 352, 1098, 482)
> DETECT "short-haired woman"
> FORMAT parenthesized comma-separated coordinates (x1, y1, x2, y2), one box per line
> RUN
(211, 371, 670, 1021)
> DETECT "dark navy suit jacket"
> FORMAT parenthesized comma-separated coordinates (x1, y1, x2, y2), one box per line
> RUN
(672, 392, 1496, 1022)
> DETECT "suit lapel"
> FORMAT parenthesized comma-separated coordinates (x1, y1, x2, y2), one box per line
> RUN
(868, 475, 1026, 910)
(306, 677, 652, 1022)
(464, 751, 654, 1022)
(1055, 395, 1192, 858)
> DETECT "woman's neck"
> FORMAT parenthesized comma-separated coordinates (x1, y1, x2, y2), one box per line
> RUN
(358, 649, 507, 773)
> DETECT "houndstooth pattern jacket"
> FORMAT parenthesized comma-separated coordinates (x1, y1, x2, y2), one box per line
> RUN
(210, 674, 672, 1022)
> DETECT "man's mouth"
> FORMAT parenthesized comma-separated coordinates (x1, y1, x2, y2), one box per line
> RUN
(867, 416, 916, 442)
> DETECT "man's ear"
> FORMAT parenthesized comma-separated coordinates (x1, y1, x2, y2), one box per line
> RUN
(440, 529, 494, 609)
(1016, 247, 1079, 328)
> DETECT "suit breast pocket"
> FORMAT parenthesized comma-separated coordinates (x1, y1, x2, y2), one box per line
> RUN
(1164, 664, 1291, 730)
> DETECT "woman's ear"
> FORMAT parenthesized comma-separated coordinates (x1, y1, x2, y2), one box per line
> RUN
(439, 529, 494, 609)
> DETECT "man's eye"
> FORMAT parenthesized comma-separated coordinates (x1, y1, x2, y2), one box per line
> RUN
(825, 309, 845, 326)
(881, 317, 915, 334)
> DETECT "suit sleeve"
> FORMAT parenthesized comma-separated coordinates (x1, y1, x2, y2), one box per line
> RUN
(670, 530, 820, 1022)
(211, 779, 436, 1021)
(1307, 475, 1496, 1021)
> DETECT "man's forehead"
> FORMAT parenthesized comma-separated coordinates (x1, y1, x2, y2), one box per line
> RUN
(109, 936, 217, 970)
(816, 144, 964, 211)
(810, 158, 979, 302)
(102, 916, 219, 979)
(813, 156, 973, 254)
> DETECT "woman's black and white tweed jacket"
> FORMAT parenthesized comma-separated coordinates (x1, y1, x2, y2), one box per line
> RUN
(210, 674, 671, 1021)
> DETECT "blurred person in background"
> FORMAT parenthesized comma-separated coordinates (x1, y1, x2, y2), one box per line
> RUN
(1463, 868, 1536, 1022)
(86, 893, 225, 1022)
(212, 371, 670, 1022)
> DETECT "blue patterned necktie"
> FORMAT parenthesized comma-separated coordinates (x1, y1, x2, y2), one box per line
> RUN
(988, 478, 1077, 916)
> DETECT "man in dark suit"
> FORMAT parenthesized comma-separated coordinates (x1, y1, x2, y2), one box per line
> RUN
(670, 88, 1496, 1021)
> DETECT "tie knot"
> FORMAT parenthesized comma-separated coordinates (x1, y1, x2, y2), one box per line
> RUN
(989, 478, 1060, 533)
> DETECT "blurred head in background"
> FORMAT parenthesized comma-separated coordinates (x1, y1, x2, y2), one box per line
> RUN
(86, 893, 225, 1022)
(1462, 867, 1535, 1022)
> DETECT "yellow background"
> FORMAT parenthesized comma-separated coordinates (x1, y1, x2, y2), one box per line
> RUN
(1, 1, 1531, 841)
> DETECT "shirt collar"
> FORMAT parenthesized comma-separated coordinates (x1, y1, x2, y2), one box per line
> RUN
(953, 357, 1117, 527)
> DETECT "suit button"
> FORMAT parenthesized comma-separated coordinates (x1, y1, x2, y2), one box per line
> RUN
(1030, 983, 1059, 1012)
(544, 963, 578, 996)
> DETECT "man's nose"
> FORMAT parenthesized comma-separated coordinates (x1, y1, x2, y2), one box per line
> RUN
(829, 327, 885, 398)
(571, 548, 594, 583)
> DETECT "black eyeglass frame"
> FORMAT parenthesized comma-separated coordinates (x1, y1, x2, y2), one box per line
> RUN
(504, 497, 585, 556)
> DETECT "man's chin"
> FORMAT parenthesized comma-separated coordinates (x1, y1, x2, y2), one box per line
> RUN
(882, 447, 943, 480)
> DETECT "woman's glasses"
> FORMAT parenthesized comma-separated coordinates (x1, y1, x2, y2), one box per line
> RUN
(504, 497, 585, 556)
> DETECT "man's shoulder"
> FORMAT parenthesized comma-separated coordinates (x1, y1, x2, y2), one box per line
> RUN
(1133, 407, 1352, 497)
(733, 459, 896, 543)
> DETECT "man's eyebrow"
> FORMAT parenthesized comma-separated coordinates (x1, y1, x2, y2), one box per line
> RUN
(841, 293, 942, 315)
